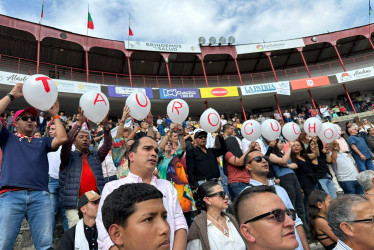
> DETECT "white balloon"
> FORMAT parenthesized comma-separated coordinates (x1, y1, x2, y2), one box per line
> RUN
(23, 74, 58, 111)
(304, 117, 322, 136)
(318, 122, 338, 143)
(335, 124, 342, 139)
(167, 99, 189, 124)
(200, 108, 221, 133)
(125, 92, 151, 121)
(79, 91, 110, 123)
(261, 119, 281, 141)
(241, 120, 261, 141)
(282, 122, 301, 141)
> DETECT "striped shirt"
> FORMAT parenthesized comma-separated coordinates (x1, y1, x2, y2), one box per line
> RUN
(333, 239, 352, 250)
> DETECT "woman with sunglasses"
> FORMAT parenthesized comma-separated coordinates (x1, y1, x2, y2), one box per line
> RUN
(308, 190, 337, 250)
(363, 118, 374, 131)
(187, 181, 246, 250)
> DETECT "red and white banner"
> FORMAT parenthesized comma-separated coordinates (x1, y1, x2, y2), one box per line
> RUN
(290, 76, 330, 90)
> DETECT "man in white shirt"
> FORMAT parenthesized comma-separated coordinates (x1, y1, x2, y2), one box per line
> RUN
(96, 136, 187, 250)
(243, 149, 310, 250)
(320, 105, 331, 122)
(326, 194, 374, 250)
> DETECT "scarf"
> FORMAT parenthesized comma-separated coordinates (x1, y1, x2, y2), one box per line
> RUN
(15, 133, 34, 143)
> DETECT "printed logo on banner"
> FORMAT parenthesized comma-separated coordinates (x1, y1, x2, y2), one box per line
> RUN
(107, 86, 153, 99)
(240, 81, 290, 96)
(336, 66, 374, 83)
(306, 80, 314, 87)
(159, 88, 200, 99)
(290, 76, 330, 90)
(211, 88, 228, 97)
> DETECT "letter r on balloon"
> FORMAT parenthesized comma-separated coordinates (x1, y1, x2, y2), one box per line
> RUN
(172, 101, 183, 115)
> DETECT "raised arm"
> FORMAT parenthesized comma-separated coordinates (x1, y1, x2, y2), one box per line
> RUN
(269, 142, 294, 165)
(115, 106, 130, 138)
(0, 83, 23, 121)
(145, 112, 155, 138)
(307, 137, 320, 160)
(98, 111, 112, 163)
(48, 100, 68, 150)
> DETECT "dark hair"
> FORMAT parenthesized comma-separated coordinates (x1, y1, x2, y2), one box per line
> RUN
(101, 183, 163, 231)
(243, 149, 260, 166)
(78, 209, 83, 219)
(308, 190, 329, 243)
(223, 123, 233, 133)
(272, 139, 284, 158)
(129, 136, 156, 153)
(196, 181, 220, 212)
(233, 185, 276, 224)
(290, 140, 307, 163)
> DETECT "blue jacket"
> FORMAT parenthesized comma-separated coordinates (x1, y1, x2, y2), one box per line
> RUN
(58, 124, 111, 209)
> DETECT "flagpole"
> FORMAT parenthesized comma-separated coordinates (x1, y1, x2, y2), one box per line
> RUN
(87, 4, 89, 36)
(127, 13, 130, 50)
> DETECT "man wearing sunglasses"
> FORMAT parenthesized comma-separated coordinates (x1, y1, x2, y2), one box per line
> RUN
(0, 83, 68, 249)
(243, 149, 310, 250)
(234, 185, 299, 250)
(186, 129, 227, 191)
(326, 194, 374, 250)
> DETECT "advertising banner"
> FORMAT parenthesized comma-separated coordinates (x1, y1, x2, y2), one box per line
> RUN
(236, 38, 305, 54)
(125, 41, 201, 53)
(200, 86, 239, 98)
(240, 81, 290, 96)
(159, 88, 200, 99)
(290, 76, 330, 90)
(0, 71, 101, 93)
(107, 86, 153, 98)
(336, 66, 374, 83)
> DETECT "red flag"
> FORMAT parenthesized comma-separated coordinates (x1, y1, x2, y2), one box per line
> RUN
(87, 12, 94, 30)
(41, 0, 44, 18)
(129, 27, 133, 36)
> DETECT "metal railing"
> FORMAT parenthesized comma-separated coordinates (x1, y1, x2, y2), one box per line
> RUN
(0, 52, 373, 88)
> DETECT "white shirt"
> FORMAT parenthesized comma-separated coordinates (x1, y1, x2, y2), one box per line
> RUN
(320, 107, 330, 117)
(283, 112, 291, 118)
(206, 133, 216, 149)
(333, 239, 352, 250)
(187, 216, 246, 250)
(157, 119, 163, 125)
(221, 119, 227, 126)
(101, 154, 117, 177)
(331, 152, 358, 182)
(47, 146, 61, 179)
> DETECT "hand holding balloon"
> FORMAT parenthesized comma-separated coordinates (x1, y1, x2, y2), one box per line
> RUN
(101, 109, 110, 127)
(144, 112, 153, 126)
(48, 99, 60, 117)
(77, 107, 87, 127)
(9, 83, 24, 99)
(121, 106, 130, 121)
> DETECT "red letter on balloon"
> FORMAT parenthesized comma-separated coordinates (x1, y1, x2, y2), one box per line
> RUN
(94, 93, 107, 106)
(35, 76, 51, 93)
(172, 101, 182, 115)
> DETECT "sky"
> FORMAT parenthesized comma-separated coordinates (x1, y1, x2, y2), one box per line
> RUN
(0, 0, 372, 45)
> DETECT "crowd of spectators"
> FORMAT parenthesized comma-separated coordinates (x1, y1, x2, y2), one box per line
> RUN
(2, 83, 374, 250)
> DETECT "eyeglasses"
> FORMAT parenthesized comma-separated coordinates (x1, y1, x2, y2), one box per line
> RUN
(198, 135, 207, 139)
(17, 116, 36, 122)
(166, 142, 173, 146)
(244, 208, 297, 224)
(347, 217, 374, 224)
(206, 191, 227, 199)
(249, 156, 269, 163)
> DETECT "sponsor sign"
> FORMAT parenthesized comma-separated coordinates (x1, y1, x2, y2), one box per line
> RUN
(236, 38, 305, 54)
(240, 81, 290, 96)
(125, 41, 201, 53)
(107, 86, 153, 99)
(0, 71, 101, 93)
(159, 88, 200, 99)
(200, 86, 239, 98)
(336, 66, 374, 83)
(290, 76, 330, 90)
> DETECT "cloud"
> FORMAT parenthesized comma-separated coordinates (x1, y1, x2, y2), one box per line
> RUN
(1, 0, 371, 45)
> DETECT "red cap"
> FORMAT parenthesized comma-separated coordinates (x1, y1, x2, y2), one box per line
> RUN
(13, 107, 38, 124)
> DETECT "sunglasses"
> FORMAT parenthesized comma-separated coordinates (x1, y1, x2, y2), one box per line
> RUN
(347, 217, 374, 224)
(249, 156, 269, 163)
(244, 208, 297, 224)
(166, 142, 173, 146)
(206, 191, 227, 199)
(17, 116, 36, 122)
(198, 135, 207, 139)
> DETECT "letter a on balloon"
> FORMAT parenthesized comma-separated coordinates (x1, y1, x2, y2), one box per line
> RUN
(94, 93, 107, 106)
(35, 76, 51, 93)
